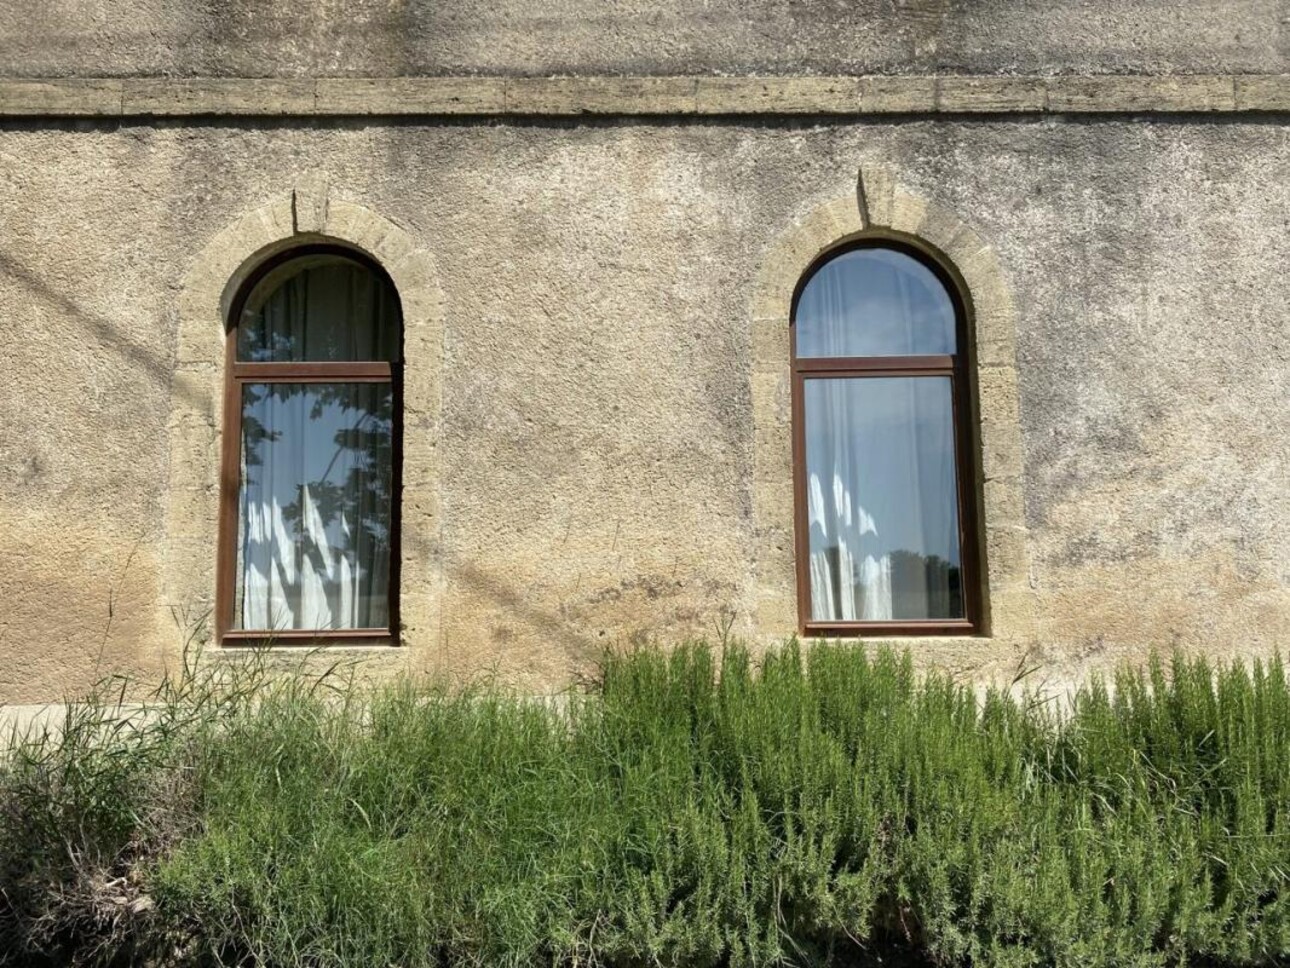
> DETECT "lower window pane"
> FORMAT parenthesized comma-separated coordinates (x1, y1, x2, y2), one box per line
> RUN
(803, 376, 964, 622)
(235, 382, 394, 631)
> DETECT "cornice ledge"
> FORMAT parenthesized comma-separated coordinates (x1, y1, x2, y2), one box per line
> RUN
(0, 74, 1285, 118)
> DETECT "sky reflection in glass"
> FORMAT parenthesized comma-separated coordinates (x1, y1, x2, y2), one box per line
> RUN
(795, 248, 956, 358)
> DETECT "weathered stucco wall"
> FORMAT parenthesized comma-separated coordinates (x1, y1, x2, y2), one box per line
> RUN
(0, 0, 1285, 79)
(0, 115, 1287, 702)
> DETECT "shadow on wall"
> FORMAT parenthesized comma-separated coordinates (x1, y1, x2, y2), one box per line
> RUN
(0, 250, 207, 412)
(0, 249, 744, 687)
(443, 556, 603, 665)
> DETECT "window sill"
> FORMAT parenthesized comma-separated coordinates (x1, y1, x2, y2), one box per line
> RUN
(219, 629, 397, 648)
(801, 621, 980, 638)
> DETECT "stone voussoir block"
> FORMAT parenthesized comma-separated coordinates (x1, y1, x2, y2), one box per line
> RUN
(969, 268, 1015, 327)
(227, 208, 283, 259)
(321, 200, 360, 243)
(386, 252, 441, 300)
(934, 221, 991, 271)
(819, 195, 866, 237)
(774, 217, 840, 282)
(751, 317, 791, 370)
(887, 189, 930, 235)
(974, 328, 1019, 369)
(983, 476, 1026, 530)
(367, 229, 418, 271)
(914, 201, 972, 251)
(262, 196, 296, 240)
(337, 209, 395, 257)
(984, 525, 1031, 589)
(400, 281, 447, 321)
(792, 201, 850, 250)
(980, 431, 1026, 482)
(291, 175, 330, 235)
(953, 241, 1007, 292)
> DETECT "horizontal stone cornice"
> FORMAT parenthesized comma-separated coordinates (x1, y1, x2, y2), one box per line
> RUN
(0, 74, 1286, 118)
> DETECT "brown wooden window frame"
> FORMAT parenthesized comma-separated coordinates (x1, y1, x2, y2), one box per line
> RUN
(790, 237, 983, 637)
(216, 243, 404, 645)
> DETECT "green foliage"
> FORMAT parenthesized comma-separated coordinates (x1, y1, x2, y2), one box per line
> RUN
(2, 643, 1289, 967)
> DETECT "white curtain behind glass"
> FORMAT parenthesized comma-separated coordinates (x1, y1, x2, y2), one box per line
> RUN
(238, 255, 398, 363)
(236, 384, 392, 631)
(797, 249, 962, 622)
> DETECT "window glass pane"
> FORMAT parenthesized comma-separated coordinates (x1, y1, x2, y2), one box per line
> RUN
(235, 382, 394, 631)
(795, 248, 956, 358)
(803, 376, 964, 621)
(237, 254, 399, 362)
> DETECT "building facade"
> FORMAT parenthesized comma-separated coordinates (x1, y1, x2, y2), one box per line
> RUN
(0, 2, 1287, 703)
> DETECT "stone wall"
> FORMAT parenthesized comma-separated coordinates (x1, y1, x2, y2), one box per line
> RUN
(0, 112, 1286, 702)
(1, 0, 1284, 78)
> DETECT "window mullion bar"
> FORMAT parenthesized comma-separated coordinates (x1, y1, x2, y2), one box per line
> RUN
(793, 354, 955, 373)
(231, 361, 392, 381)
(799, 368, 952, 380)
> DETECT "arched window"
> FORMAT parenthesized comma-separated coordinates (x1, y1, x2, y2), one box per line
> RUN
(791, 241, 980, 635)
(217, 245, 402, 642)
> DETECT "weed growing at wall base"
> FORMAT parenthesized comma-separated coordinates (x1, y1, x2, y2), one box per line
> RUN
(1, 642, 1288, 967)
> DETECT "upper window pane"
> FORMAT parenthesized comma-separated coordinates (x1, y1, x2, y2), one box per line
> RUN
(236, 253, 400, 362)
(795, 247, 956, 358)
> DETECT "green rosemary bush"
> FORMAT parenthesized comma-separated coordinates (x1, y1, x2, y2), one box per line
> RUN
(2, 642, 1287, 967)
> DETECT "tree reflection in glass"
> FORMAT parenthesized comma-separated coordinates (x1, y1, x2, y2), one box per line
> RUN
(237, 254, 399, 363)
(234, 382, 394, 632)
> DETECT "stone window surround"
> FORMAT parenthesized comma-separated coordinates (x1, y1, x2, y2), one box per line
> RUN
(161, 178, 444, 658)
(750, 167, 1036, 648)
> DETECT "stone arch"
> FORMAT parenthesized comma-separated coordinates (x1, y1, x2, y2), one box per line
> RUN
(160, 180, 444, 660)
(748, 166, 1035, 655)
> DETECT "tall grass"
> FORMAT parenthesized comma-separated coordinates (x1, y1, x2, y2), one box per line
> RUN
(2, 642, 1288, 967)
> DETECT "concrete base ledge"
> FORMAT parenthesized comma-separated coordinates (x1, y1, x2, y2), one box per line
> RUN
(0, 74, 1285, 118)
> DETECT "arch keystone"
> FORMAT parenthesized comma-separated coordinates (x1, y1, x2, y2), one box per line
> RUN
(292, 172, 331, 234)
